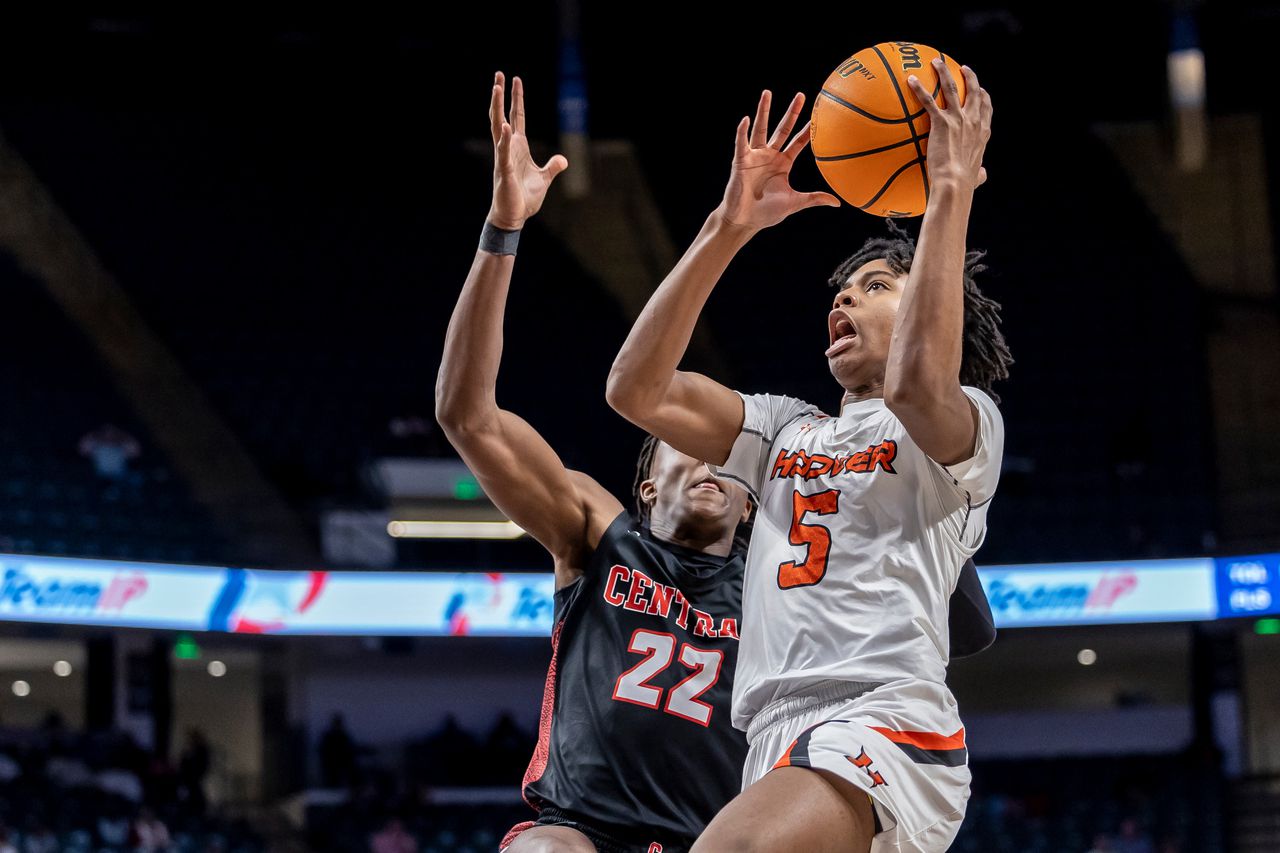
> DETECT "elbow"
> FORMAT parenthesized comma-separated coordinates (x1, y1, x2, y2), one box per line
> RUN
(433, 383, 462, 434)
(605, 364, 645, 421)
(433, 375, 481, 436)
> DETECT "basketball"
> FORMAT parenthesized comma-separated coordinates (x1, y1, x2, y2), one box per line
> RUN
(812, 42, 966, 218)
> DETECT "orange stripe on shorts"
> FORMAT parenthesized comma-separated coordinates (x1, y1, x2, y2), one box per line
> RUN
(869, 726, 966, 751)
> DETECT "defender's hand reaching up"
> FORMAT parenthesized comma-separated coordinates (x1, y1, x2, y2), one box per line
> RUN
(718, 90, 841, 232)
(488, 71, 569, 231)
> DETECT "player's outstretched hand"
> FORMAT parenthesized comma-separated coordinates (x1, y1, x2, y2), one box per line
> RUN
(718, 90, 841, 231)
(906, 60, 992, 191)
(487, 71, 569, 231)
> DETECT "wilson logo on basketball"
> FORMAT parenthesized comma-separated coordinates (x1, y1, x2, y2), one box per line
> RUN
(894, 42, 923, 70)
(836, 58, 876, 81)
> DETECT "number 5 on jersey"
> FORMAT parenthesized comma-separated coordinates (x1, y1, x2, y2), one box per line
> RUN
(778, 488, 840, 589)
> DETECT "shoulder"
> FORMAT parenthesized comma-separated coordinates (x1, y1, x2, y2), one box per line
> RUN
(546, 472, 626, 586)
(736, 391, 828, 436)
(960, 386, 1002, 418)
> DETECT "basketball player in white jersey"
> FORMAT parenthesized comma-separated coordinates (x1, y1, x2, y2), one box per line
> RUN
(606, 60, 1006, 853)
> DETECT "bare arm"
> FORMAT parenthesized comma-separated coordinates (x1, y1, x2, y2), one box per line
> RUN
(607, 90, 839, 463)
(435, 73, 622, 584)
(605, 208, 753, 464)
(887, 62, 994, 465)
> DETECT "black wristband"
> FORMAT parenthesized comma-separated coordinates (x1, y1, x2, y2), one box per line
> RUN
(479, 220, 521, 256)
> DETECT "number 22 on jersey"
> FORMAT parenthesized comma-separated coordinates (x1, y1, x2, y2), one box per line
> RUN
(778, 488, 840, 589)
(611, 629, 724, 726)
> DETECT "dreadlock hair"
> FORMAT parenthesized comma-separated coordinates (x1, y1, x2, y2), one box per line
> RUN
(828, 219, 1012, 402)
(632, 434, 755, 553)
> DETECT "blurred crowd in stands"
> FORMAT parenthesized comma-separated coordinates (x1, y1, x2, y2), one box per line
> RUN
(0, 715, 261, 853)
(298, 714, 1213, 853)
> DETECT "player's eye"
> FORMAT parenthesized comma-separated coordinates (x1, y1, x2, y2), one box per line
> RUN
(866, 280, 887, 292)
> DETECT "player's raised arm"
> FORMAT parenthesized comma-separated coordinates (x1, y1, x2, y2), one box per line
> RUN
(887, 61, 994, 465)
(435, 72, 622, 581)
(607, 91, 840, 464)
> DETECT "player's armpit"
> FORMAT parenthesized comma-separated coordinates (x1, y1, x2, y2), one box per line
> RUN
(439, 410, 623, 582)
(606, 370, 744, 467)
(886, 383, 979, 468)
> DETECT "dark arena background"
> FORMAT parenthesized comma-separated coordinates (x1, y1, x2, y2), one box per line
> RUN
(0, 2, 1278, 851)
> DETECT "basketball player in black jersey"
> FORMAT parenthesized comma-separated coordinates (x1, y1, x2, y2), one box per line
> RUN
(436, 71, 755, 853)
(437, 72, 996, 853)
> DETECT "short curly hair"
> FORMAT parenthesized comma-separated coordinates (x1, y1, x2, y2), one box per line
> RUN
(829, 220, 1012, 402)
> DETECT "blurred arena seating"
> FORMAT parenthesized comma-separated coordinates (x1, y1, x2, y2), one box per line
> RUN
(0, 107, 637, 571)
(0, 722, 261, 852)
(296, 713, 1223, 853)
(0, 252, 229, 564)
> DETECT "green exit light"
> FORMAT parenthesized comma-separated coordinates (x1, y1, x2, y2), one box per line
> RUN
(453, 477, 482, 500)
(1256, 618, 1280, 636)
(174, 633, 201, 660)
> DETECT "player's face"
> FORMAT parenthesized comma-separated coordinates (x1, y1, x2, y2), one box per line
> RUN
(645, 442, 751, 534)
(826, 259, 905, 392)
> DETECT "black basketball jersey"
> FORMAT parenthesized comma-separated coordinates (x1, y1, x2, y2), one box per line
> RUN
(521, 510, 748, 844)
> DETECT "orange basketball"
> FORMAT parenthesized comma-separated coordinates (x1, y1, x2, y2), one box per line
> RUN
(812, 42, 966, 218)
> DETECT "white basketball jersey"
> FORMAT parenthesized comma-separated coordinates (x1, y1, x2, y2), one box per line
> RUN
(710, 387, 1004, 731)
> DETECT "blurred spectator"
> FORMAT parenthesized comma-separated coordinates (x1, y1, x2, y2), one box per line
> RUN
(369, 818, 416, 853)
(485, 713, 530, 783)
(134, 806, 172, 852)
(418, 715, 477, 786)
(1087, 833, 1114, 853)
(0, 753, 19, 784)
(97, 765, 144, 802)
(1115, 818, 1155, 853)
(46, 752, 92, 787)
(319, 713, 357, 788)
(179, 728, 212, 815)
(20, 821, 57, 853)
(39, 711, 68, 749)
(96, 800, 132, 847)
(0, 825, 15, 853)
(78, 424, 141, 482)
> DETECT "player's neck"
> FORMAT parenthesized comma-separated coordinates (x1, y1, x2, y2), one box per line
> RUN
(839, 383, 886, 415)
(646, 515, 735, 557)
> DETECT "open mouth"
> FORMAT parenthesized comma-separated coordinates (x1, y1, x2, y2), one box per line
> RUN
(826, 313, 858, 358)
(691, 478, 723, 494)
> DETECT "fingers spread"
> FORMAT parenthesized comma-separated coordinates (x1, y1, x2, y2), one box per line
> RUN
(751, 90, 772, 148)
(543, 153, 569, 179)
(933, 58, 960, 110)
(496, 122, 514, 173)
(960, 65, 981, 113)
(801, 191, 842, 210)
(510, 75, 526, 134)
(782, 120, 813, 160)
(734, 115, 751, 158)
(907, 75, 941, 119)
(489, 72, 505, 144)
(767, 91, 805, 150)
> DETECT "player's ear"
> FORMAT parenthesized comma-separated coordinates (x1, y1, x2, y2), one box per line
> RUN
(740, 497, 754, 525)
(639, 477, 657, 507)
